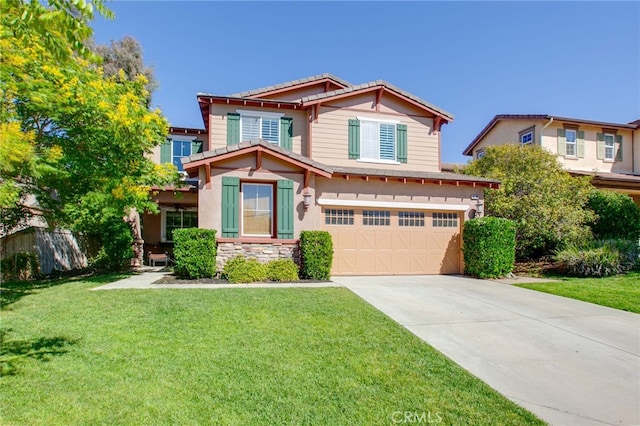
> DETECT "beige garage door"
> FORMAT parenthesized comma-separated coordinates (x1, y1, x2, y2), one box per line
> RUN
(323, 208, 461, 275)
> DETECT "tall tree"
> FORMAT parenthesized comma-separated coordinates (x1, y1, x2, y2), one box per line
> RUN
(461, 144, 594, 259)
(1, 0, 178, 267)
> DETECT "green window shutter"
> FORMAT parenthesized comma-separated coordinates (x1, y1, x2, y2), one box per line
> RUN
(191, 140, 203, 155)
(276, 180, 294, 239)
(227, 113, 240, 146)
(596, 133, 605, 160)
(556, 129, 566, 156)
(577, 130, 585, 158)
(348, 119, 360, 159)
(280, 117, 293, 150)
(615, 134, 623, 161)
(221, 176, 239, 238)
(160, 139, 171, 164)
(396, 124, 408, 163)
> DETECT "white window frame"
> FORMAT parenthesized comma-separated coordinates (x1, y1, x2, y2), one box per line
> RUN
(565, 129, 577, 157)
(160, 207, 198, 242)
(241, 182, 274, 237)
(476, 148, 486, 159)
(520, 131, 533, 145)
(168, 135, 197, 172)
(236, 109, 284, 145)
(604, 133, 615, 161)
(356, 116, 400, 164)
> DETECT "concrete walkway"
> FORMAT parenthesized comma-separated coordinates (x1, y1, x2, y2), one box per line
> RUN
(333, 275, 640, 426)
(91, 271, 340, 290)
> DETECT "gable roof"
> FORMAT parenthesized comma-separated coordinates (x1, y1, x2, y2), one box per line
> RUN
(230, 73, 351, 98)
(300, 80, 454, 122)
(463, 114, 639, 156)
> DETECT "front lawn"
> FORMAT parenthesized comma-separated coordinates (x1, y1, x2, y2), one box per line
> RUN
(517, 271, 640, 313)
(1, 276, 543, 425)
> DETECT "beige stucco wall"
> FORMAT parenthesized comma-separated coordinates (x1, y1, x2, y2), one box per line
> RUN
(471, 120, 545, 158)
(540, 123, 634, 174)
(208, 104, 308, 156)
(311, 92, 440, 172)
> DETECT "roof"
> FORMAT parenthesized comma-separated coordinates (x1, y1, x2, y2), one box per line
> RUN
(182, 139, 334, 176)
(182, 140, 498, 188)
(230, 73, 352, 98)
(464, 114, 639, 156)
(570, 170, 640, 184)
(301, 80, 454, 121)
(169, 126, 206, 135)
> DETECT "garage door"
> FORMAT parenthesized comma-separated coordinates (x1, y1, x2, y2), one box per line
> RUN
(323, 208, 461, 275)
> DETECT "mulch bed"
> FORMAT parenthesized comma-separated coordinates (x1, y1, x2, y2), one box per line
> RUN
(153, 274, 327, 285)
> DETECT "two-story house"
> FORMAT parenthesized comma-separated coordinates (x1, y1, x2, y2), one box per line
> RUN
(145, 74, 498, 275)
(463, 114, 640, 205)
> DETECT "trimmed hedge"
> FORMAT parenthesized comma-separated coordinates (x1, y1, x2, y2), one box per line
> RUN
(1, 252, 40, 281)
(588, 190, 640, 241)
(173, 228, 217, 278)
(266, 259, 299, 282)
(555, 239, 639, 277)
(299, 231, 333, 280)
(463, 217, 516, 278)
(222, 256, 267, 284)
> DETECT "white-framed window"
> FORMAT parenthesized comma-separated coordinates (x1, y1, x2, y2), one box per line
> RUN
(172, 140, 192, 171)
(476, 148, 486, 159)
(242, 183, 273, 236)
(565, 129, 577, 157)
(604, 133, 615, 160)
(237, 109, 283, 144)
(324, 209, 354, 225)
(520, 130, 533, 145)
(359, 118, 397, 162)
(161, 208, 198, 242)
(432, 212, 458, 228)
(362, 210, 391, 226)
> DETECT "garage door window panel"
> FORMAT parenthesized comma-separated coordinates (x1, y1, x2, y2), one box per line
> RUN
(433, 212, 458, 228)
(399, 211, 425, 227)
(363, 210, 390, 226)
(325, 209, 354, 225)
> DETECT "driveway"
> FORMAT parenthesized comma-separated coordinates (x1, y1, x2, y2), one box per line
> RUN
(333, 275, 640, 426)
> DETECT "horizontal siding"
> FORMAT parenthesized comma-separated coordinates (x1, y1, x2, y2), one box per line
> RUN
(312, 93, 439, 171)
(209, 104, 308, 156)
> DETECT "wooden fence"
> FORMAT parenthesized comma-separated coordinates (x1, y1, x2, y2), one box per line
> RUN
(0, 227, 95, 275)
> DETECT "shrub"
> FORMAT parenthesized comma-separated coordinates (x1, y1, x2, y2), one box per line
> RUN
(222, 256, 267, 284)
(299, 231, 333, 280)
(1, 252, 40, 281)
(463, 217, 516, 278)
(556, 239, 639, 277)
(587, 190, 640, 241)
(266, 259, 299, 282)
(90, 216, 133, 272)
(173, 228, 217, 278)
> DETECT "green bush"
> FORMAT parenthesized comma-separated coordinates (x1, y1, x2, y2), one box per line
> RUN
(173, 228, 217, 278)
(1, 252, 40, 281)
(266, 258, 299, 282)
(223, 256, 267, 284)
(90, 216, 133, 272)
(556, 239, 639, 277)
(299, 231, 333, 280)
(588, 190, 640, 241)
(463, 217, 516, 278)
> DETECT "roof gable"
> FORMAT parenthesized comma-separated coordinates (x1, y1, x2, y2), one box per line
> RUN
(230, 73, 351, 100)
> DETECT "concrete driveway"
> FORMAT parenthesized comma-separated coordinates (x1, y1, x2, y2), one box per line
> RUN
(333, 275, 640, 426)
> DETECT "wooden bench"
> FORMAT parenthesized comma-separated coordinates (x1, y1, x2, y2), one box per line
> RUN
(148, 252, 169, 267)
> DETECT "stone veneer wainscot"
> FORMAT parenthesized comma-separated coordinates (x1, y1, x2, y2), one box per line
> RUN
(216, 240, 300, 270)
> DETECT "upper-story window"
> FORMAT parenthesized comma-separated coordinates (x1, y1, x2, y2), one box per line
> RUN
(604, 133, 615, 160)
(565, 129, 577, 157)
(161, 137, 202, 172)
(348, 118, 408, 164)
(476, 148, 486, 159)
(237, 110, 284, 145)
(519, 126, 535, 146)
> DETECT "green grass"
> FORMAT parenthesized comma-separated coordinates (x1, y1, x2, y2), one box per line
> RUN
(1, 276, 544, 425)
(517, 271, 640, 313)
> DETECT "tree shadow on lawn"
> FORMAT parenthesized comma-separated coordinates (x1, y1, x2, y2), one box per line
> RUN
(0, 328, 78, 376)
(0, 273, 131, 309)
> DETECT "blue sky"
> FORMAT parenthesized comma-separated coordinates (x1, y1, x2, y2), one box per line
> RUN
(91, 1, 639, 163)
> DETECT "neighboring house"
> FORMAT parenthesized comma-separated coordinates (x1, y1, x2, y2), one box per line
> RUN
(463, 114, 640, 205)
(147, 74, 498, 275)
